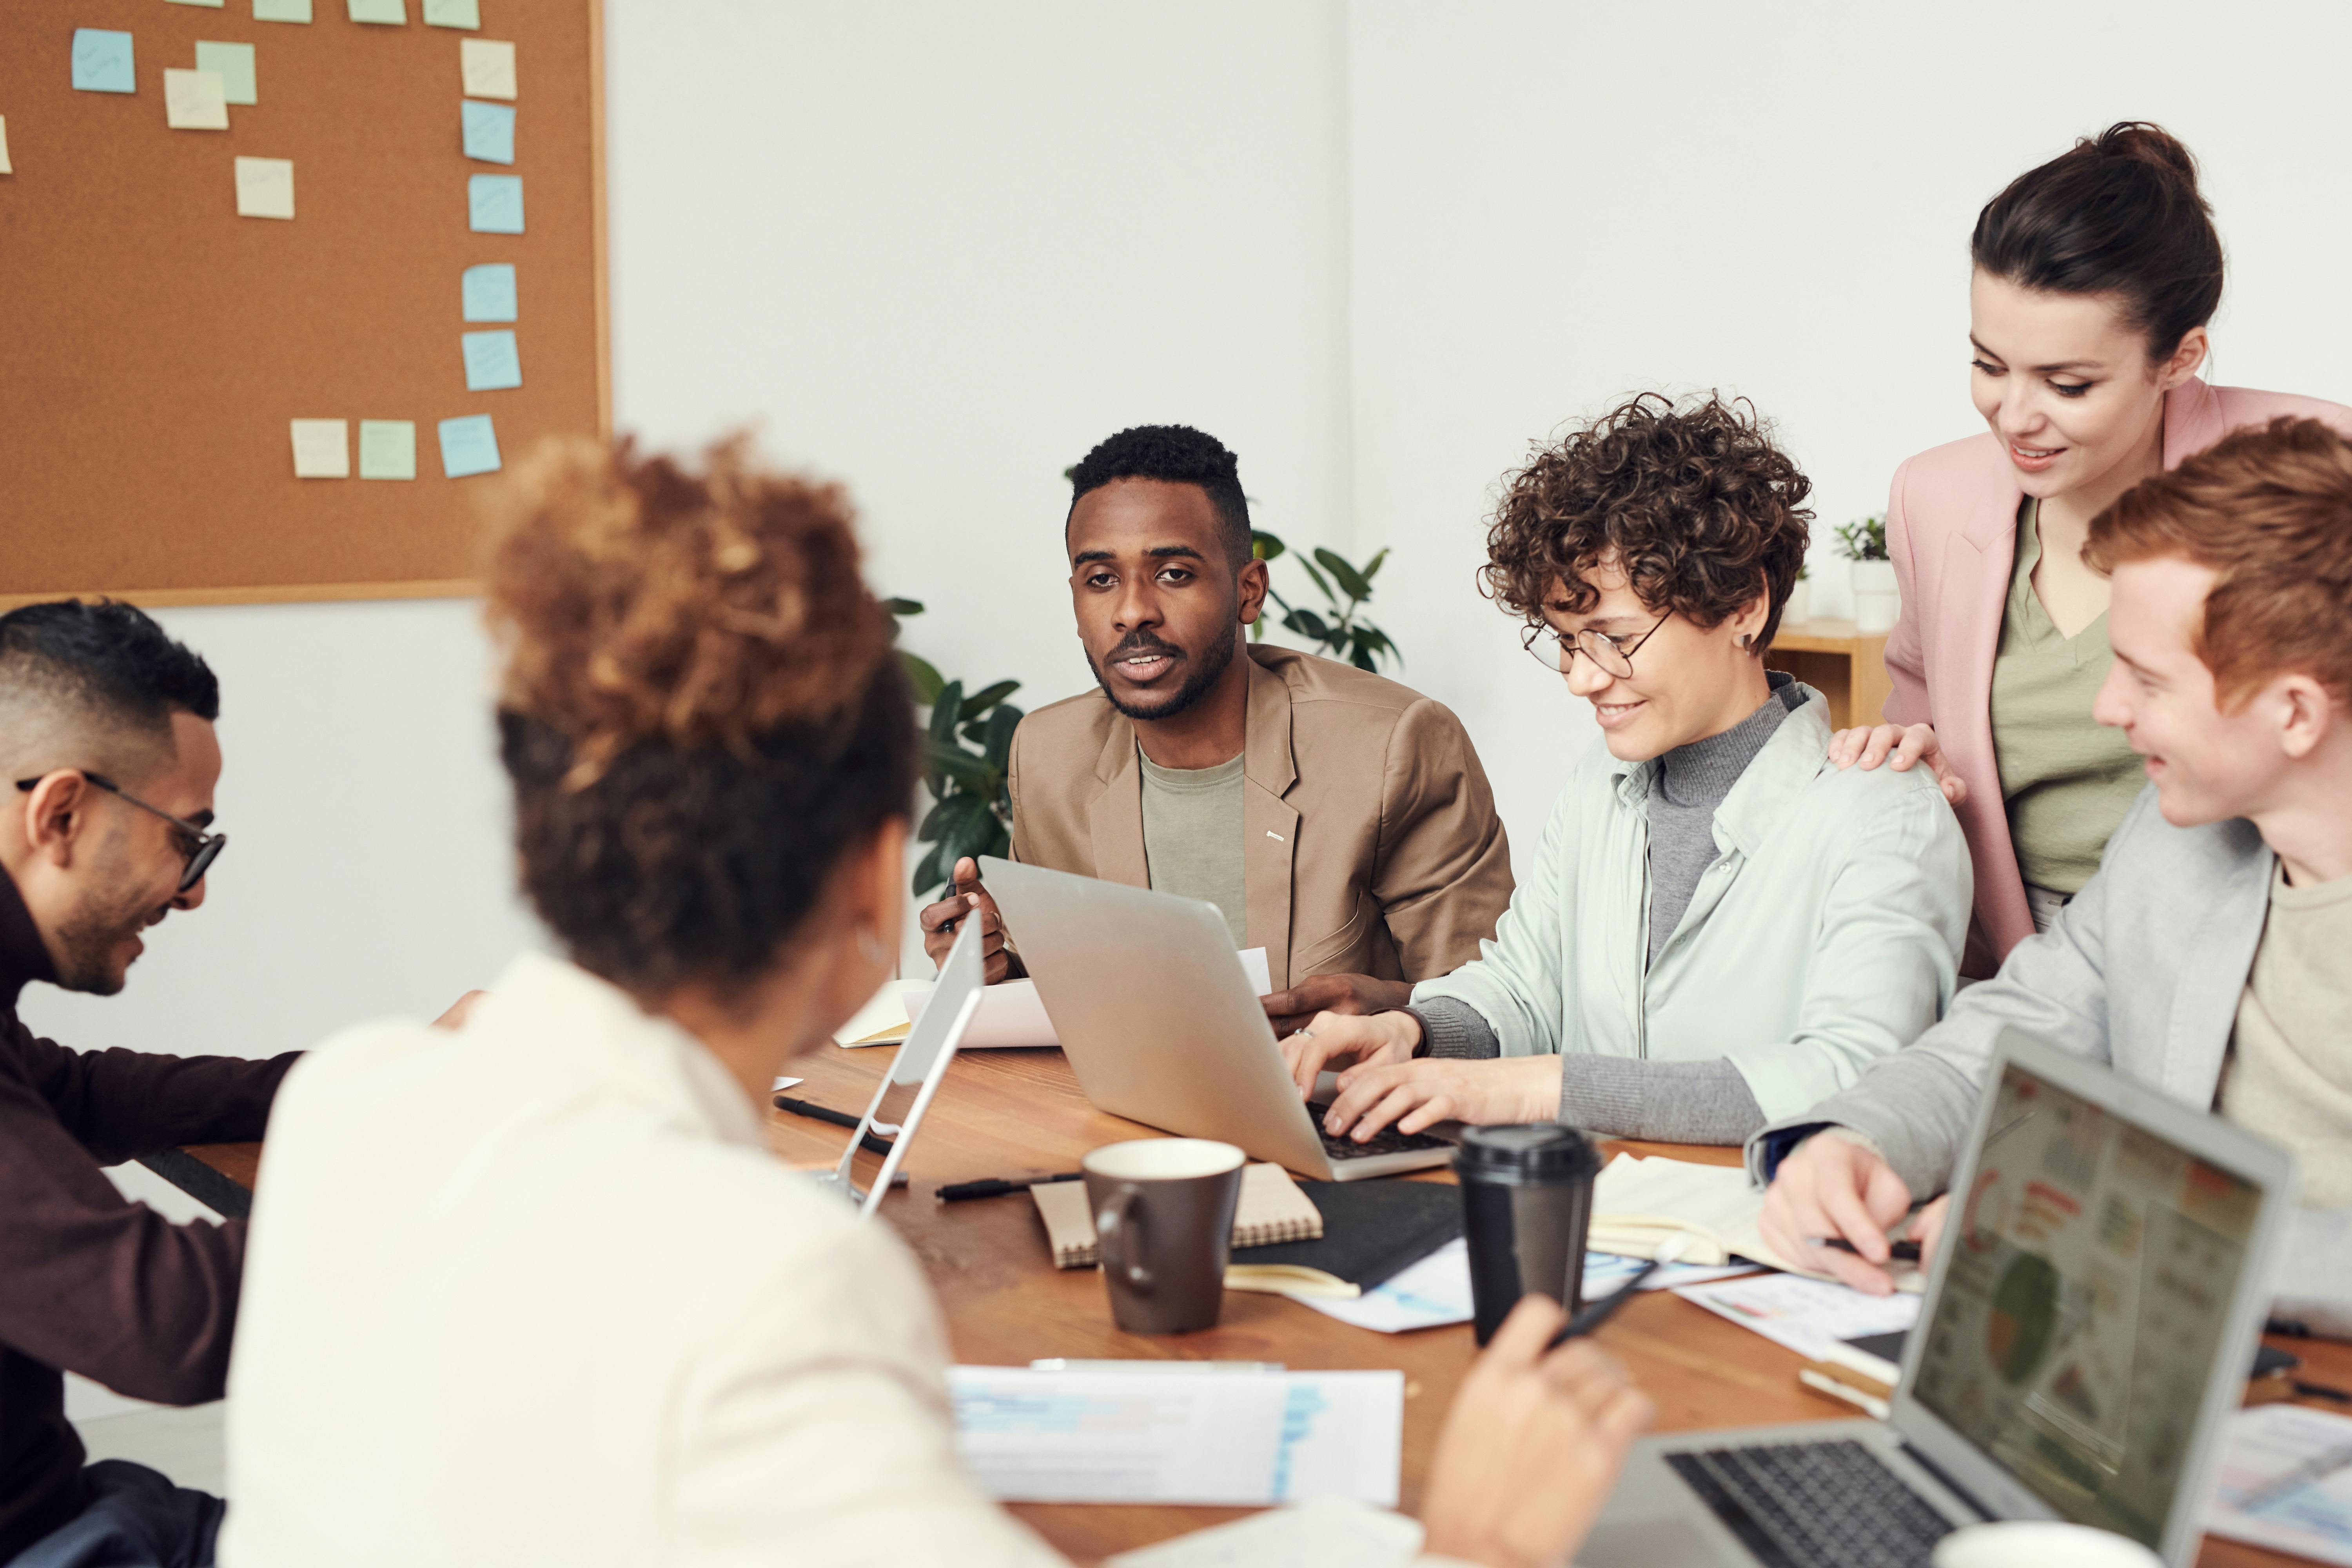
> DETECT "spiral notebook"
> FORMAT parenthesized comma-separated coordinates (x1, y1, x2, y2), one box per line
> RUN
(1034, 1163, 1323, 1269)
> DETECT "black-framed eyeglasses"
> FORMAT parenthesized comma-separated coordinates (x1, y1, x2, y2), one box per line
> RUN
(13, 771, 227, 893)
(1522, 613, 1670, 678)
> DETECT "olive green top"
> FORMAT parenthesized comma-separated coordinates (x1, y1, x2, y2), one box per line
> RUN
(1989, 499, 2147, 895)
(1137, 748, 1249, 947)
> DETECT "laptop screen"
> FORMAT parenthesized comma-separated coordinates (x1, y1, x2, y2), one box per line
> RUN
(1908, 1058, 2265, 1547)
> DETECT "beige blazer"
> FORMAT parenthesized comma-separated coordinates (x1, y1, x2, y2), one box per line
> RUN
(1007, 645, 1513, 990)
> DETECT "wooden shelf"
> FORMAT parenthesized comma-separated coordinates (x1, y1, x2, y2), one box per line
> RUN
(1769, 617, 1891, 730)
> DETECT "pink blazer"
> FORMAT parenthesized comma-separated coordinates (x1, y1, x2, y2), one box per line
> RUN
(1882, 377, 2352, 975)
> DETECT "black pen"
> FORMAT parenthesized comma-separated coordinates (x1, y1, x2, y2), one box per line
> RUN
(1820, 1238, 1923, 1263)
(939, 1171, 1082, 1202)
(1548, 1262, 1660, 1348)
(773, 1093, 895, 1158)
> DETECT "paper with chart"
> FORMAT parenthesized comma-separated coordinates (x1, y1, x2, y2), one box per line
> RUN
(2205, 1404, 2352, 1566)
(902, 948, 1272, 1049)
(1676, 1271, 1924, 1361)
(949, 1366, 1401, 1506)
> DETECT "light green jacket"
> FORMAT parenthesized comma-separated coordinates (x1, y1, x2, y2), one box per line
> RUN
(1411, 686, 1972, 1122)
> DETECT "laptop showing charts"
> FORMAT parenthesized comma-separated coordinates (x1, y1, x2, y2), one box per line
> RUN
(1581, 1034, 2295, 1568)
(978, 857, 1454, 1181)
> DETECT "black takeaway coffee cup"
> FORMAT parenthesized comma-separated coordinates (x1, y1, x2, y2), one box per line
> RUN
(1455, 1123, 1603, 1345)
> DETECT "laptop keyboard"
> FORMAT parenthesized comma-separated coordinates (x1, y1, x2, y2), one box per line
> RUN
(1307, 1103, 1453, 1162)
(1666, 1440, 1956, 1568)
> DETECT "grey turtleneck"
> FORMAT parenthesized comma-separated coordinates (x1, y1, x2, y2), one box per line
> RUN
(1645, 679, 1799, 962)
(1406, 677, 1804, 1145)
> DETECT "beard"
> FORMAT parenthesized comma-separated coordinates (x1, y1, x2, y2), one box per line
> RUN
(49, 868, 161, 996)
(1086, 626, 1238, 723)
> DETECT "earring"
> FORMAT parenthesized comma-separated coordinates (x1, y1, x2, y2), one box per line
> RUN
(1740, 634, 1754, 651)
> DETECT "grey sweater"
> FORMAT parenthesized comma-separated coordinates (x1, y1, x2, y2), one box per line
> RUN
(1412, 679, 1803, 1144)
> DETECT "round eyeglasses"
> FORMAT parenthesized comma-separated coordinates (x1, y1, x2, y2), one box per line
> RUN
(1521, 613, 1670, 678)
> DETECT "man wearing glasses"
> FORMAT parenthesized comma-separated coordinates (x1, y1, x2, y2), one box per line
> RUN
(1281, 394, 1975, 1149)
(3, 601, 303, 1568)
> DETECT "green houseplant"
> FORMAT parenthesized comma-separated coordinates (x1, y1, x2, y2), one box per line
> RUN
(1249, 530, 1401, 673)
(886, 598, 1021, 897)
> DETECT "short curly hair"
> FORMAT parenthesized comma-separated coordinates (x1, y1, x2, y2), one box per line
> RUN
(1483, 393, 1813, 651)
(1067, 425, 1252, 567)
(484, 433, 916, 1002)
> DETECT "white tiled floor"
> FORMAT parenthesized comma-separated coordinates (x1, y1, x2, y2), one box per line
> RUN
(74, 1403, 228, 1498)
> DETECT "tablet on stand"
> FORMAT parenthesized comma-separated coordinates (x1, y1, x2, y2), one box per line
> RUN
(827, 917, 985, 1219)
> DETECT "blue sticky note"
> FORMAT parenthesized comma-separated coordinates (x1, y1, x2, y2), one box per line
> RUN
(437, 415, 501, 478)
(71, 30, 136, 94)
(461, 330, 521, 392)
(461, 99, 514, 165)
(467, 174, 523, 234)
(461, 263, 517, 322)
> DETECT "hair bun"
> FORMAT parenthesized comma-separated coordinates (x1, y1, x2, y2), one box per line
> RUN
(484, 434, 891, 783)
(2090, 121, 2201, 191)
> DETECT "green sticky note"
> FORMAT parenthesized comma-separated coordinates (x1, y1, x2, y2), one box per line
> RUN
(253, 0, 312, 20)
(347, 0, 406, 23)
(358, 421, 416, 480)
(194, 42, 257, 105)
(422, 0, 480, 27)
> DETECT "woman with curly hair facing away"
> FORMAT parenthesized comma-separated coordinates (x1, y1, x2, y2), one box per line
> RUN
(216, 436, 1653, 1568)
(1284, 395, 1973, 1148)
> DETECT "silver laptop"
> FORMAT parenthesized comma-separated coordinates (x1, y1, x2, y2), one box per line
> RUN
(1583, 1034, 2295, 1568)
(818, 917, 985, 1217)
(978, 856, 1454, 1181)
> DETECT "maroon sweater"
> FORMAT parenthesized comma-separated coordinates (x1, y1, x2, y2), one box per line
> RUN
(0, 872, 295, 1558)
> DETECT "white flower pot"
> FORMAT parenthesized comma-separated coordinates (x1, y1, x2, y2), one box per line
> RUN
(1850, 558, 1898, 633)
(1781, 579, 1811, 628)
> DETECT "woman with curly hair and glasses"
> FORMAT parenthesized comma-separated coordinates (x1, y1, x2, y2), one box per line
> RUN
(1283, 394, 1973, 1148)
(218, 435, 1654, 1568)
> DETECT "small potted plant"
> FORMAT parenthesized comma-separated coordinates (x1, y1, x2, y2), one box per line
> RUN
(1837, 515, 1897, 633)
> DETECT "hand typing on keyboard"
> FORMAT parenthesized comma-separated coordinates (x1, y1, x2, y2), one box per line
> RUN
(1318, 1054, 1566, 1143)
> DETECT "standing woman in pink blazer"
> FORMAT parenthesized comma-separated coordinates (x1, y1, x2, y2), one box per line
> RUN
(1836, 122, 2352, 975)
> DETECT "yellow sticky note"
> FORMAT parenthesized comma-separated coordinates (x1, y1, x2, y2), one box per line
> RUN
(422, 0, 479, 27)
(164, 69, 231, 131)
(459, 38, 515, 100)
(290, 420, 350, 479)
(0, 118, 11, 176)
(234, 156, 295, 220)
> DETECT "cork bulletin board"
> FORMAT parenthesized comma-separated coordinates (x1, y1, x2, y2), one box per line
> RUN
(0, 0, 607, 608)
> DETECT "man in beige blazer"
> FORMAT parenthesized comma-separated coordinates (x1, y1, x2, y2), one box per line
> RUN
(921, 425, 1511, 1030)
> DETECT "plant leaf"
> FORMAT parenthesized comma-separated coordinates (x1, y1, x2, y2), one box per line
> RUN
(928, 681, 964, 746)
(910, 841, 945, 898)
(1284, 607, 1330, 641)
(981, 704, 1022, 771)
(884, 597, 926, 619)
(899, 651, 946, 706)
(1360, 547, 1389, 583)
(1296, 555, 1335, 602)
(924, 739, 998, 791)
(958, 679, 1021, 720)
(1251, 530, 1287, 562)
(1314, 548, 1372, 602)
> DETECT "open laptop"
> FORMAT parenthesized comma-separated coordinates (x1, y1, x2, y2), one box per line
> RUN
(978, 856, 1454, 1181)
(1581, 1034, 2296, 1568)
(817, 917, 986, 1218)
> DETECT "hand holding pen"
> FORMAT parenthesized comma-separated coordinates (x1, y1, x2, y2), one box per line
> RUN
(916, 856, 1012, 984)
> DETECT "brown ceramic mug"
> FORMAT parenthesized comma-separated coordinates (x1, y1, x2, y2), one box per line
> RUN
(1082, 1138, 1245, 1335)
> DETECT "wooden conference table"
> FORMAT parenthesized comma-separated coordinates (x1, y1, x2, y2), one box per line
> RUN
(167, 1045, 2343, 1566)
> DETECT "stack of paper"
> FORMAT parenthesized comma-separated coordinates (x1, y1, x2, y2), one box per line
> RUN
(1673, 1271, 1923, 1362)
(949, 1365, 1401, 1507)
(1592, 1153, 1924, 1290)
(2206, 1404, 2352, 1566)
